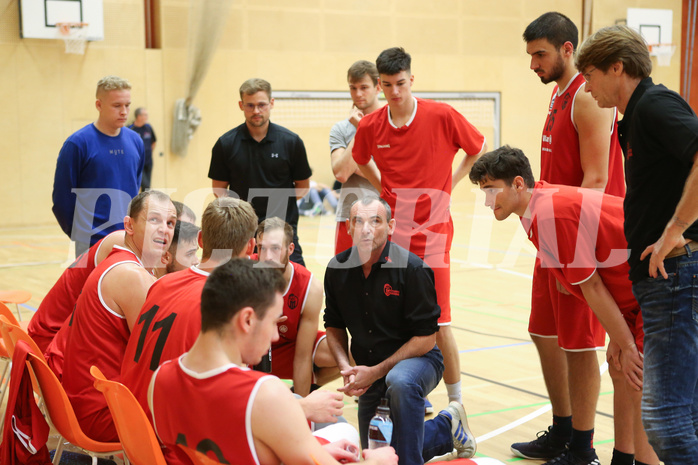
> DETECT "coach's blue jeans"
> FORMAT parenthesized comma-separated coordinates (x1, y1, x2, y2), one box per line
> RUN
(357, 347, 453, 465)
(632, 248, 698, 464)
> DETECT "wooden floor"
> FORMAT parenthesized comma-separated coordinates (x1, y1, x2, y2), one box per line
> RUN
(0, 188, 619, 464)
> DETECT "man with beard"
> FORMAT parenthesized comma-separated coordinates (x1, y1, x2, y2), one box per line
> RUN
(255, 217, 339, 397)
(329, 60, 382, 255)
(511, 12, 626, 465)
(209, 78, 312, 265)
(60, 190, 177, 442)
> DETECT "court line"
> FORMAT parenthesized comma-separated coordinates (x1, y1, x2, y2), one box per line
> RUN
(459, 341, 532, 354)
(450, 326, 531, 343)
(0, 260, 64, 268)
(470, 361, 611, 443)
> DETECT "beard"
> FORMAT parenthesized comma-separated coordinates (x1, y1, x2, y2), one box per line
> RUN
(540, 54, 566, 84)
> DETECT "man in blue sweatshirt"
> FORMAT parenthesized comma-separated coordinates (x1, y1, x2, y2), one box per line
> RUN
(52, 75, 144, 256)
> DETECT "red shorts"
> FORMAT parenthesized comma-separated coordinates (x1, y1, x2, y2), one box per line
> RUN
(423, 252, 451, 325)
(270, 331, 326, 380)
(335, 221, 353, 256)
(529, 261, 605, 351)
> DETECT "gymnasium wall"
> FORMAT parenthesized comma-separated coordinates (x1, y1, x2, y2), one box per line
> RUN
(0, 0, 682, 227)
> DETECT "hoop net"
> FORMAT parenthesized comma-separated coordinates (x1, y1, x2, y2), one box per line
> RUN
(648, 43, 676, 67)
(56, 22, 89, 55)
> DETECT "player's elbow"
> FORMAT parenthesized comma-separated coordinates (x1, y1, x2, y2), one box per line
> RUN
(334, 170, 350, 184)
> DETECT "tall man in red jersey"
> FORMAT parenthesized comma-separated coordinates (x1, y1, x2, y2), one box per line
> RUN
(255, 217, 339, 396)
(352, 47, 487, 407)
(61, 190, 177, 442)
(149, 258, 398, 465)
(517, 12, 626, 464)
(470, 146, 659, 465)
(122, 197, 258, 416)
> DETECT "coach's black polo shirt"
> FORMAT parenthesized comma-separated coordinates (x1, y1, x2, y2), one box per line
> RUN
(208, 122, 312, 228)
(323, 241, 440, 367)
(618, 77, 698, 282)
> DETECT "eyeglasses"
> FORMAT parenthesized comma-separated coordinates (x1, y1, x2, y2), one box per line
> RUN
(583, 67, 597, 83)
(243, 102, 270, 111)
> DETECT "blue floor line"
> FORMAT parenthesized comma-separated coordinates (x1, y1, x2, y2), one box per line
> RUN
(20, 303, 37, 312)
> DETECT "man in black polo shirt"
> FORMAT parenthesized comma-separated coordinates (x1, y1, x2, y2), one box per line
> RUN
(577, 26, 698, 465)
(209, 78, 312, 265)
(324, 195, 475, 465)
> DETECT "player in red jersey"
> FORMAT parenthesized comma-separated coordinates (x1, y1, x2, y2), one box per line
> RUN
(28, 230, 125, 353)
(149, 258, 398, 465)
(122, 197, 258, 416)
(352, 47, 486, 406)
(470, 146, 658, 465)
(32, 205, 198, 355)
(44, 216, 199, 380)
(519, 12, 627, 464)
(255, 217, 339, 396)
(59, 190, 176, 442)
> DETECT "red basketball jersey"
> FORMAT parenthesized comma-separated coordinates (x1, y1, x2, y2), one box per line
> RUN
(541, 73, 625, 197)
(274, 261, 313, 347)
(121, 266, 209, 417)
(353, 98, 485, 254)
(150, 357, 274, 465)
(523, 182, 638, 316)
(28, 233, 119, 353)
(61, 246, 142, 435)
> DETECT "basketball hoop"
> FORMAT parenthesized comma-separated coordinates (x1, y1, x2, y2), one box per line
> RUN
(648, 43, 676, 67)
(55, 22, 89, 55)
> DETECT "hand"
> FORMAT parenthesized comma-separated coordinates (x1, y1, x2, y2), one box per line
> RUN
(362, 446, 399, 465)
(640, 230, 687, 279)
(322, 439, 360, 463)
(337, 366, 373, 397)
(555, 279, 571, 295)
(606, 340, 621, 372)
(619, 342, 643, 391)
(349, 107, 364, 128)
(298, 389, 344, 423)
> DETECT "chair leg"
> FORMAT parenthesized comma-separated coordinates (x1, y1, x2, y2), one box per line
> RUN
(53, 437, 65, 465)
(14, 303, 22, 322)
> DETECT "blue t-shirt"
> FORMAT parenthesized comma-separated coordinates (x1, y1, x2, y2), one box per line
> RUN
(52, 124, 144, 245)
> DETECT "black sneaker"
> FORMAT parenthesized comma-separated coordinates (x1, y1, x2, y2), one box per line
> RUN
(543, 449, 600, 465)
(510, 426, 568, 459)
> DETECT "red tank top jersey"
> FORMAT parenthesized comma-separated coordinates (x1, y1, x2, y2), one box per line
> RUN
(522, 182, 638, 316)
(274, 261, 313, 347)
(61, 246, 141, 427)
(352, 98, 485, 255)
(541, 73, 625, 197)
(150, 357, 274, 465)
(28, 233, 115, 353)
(121, 266, 209, 416)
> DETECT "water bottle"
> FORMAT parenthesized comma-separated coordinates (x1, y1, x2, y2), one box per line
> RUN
(368, 398, 393, 449)
(253, 347, 272, 373)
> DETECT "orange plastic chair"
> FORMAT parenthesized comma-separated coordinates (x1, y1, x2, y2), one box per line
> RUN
(0, 289, 31, 321)
(25, 352, 123, 465)
(0, 301, 30, 332)
(0, 315, 46, 364)
(177, 444, 224, 465)
(90, 365, 167, 465)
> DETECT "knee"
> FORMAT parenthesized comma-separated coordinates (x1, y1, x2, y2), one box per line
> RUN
(385, 373, 422, 403)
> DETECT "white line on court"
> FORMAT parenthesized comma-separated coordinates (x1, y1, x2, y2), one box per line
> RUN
(0, 260, 64, 268)
(475, 361, 609, 443)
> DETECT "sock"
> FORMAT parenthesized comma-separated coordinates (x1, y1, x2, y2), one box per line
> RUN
(551, 415, 572, 440)
(610, 448, 634, 465)
(568, 428, 594, 454)
(446, 381, 461, 403)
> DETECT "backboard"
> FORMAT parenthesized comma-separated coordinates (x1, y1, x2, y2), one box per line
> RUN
(19, 0, 104, 41)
